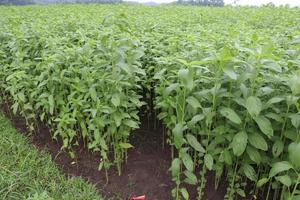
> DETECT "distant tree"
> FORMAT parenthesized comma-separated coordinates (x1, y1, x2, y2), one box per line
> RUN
(38, 0, 122, 4)
(178, 0, 224, 6)
(0, 0, 35, 5)
(264, 2, 275, 7)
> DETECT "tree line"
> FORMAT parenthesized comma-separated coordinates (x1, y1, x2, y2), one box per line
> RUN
(0, 0, 224, 7)
(177, 0, 224, 6)
(0, 0, 122, 5)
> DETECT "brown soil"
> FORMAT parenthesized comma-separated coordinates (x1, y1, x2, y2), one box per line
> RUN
(2, 103, 227, 200)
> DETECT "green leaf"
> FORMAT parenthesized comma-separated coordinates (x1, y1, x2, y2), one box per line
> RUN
(178, 68, 193, 90)
(288, 142, 300, 168)
(220, 107, 242, 124)
(113, 113, 122, 127)
(186, 96, 201, 109)
(119, 143, 133, 149)
(223, 66, 238, 80)
(223, 149, 232, 165)
(231, 131, 248, 157)
(111, 94, 120, 107)
(89, 87, 97, 101)
(246, 146, 261, 164)
(182, 152, 194, 172)
(173, 123, 184, 149)
(265, 113, 283, 123)
(272, 140, 284, 158)
(164, 83, 179, 96)
(170, 158, 181, 177)
(269, 161, 293, 178)
(248, 133, 268, 151)
(153, 68, 167, 80)
(254, 116, 274, 138)
(186, 134, 205, 153)
(246, 96, 262, 117)
(12, 102, 18, 115)
(290, 114, 300, 129)
(184, 170, 198, 185)
(180, 188, 189, 200)
(188, 114, 205, 126)
(123, 119, 139, 128)
(266, 97, 285, 106)
(275, 175, 292, 187)
(288, 75, 300, 95)
(204, 154, 213, 170)
(257, 178, 269, 187)
(236, 188, 246, 197)
(242, 164, 257, 181)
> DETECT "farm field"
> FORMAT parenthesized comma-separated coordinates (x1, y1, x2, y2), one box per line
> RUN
(0, 4, 300, 200)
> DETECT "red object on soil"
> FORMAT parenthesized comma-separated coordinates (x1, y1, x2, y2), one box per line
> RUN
(130, 195, 146, 200)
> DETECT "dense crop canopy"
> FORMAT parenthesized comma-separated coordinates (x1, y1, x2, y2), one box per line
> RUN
(1, 4, 300, 200)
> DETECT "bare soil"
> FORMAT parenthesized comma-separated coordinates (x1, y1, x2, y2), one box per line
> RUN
(2, 103, 227, 200)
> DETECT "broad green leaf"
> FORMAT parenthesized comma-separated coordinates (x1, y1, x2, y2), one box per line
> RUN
(246, 146, 261, 164)
(275, 175, 292, 187)
(223, 149, 232, 165)
(242, 164, 257, 181)
(204, 154, 213, 170)
(111, 94, 120, 107)
(173, 123, 184, 149)
(248, 133, 268, 151)
(113, 113, 122, 127)
(119, 143, 133, 149)
(89, 87, 97, 101)
(177, 59, 189, 66)
(246, 96, 262, 117)
(182, 152, 194, 171)
(254, 116, 274, 138)
(289, 114, 300, 129)
(265, 113, 284, 123)
(178, 68, 193, 90)
(170, 158, 181, 177)
(257, 178, 269, 187)
(186, 96, 201, 109)
(266, 97, 285, 106)
(180, 188, 189, 200)
(220, 107, 242, 124)
(269, 161, 293, 178)
(164, 83, 179, 96)
(188, 114, 205, 126)
(236, 188, 246, 197)
(288, 142, 300, 168)
(272, 140, 284, 158)
(153, 69, 167, 80)
(186, 134, 205, 153)
(231, 131, 248, 157)
(184, 170, 197, 185)
(123, 119, 139, 128)
(223, 66, 238, 80)
(12, 102, 18, 115)
(288, 75, 300, 95)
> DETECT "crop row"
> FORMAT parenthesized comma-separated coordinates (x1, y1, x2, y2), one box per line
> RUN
(1, 5, 300, 200)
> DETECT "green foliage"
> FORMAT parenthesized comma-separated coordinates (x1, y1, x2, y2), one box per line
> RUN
(0, 9, 144, 176)
(1, 4, 300, 200)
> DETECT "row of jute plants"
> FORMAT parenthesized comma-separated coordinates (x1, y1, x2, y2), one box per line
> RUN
(0, 12, 146, 178)
(134, 6, 300, 199)
(150, 26, 300, 200)
(1, 4, 300, 200)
